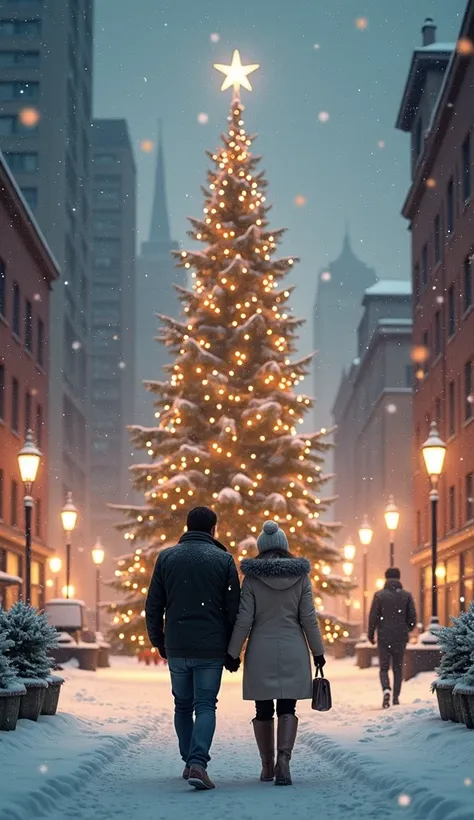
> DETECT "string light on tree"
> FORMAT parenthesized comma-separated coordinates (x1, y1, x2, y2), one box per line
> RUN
(109, 51, 345, 650)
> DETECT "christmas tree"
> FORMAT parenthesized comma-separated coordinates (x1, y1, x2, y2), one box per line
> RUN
(436, 604, 474, 683)
(0, 602, 58, 680)
(0, 624, 16, 690)
(109, 52, 343, 650)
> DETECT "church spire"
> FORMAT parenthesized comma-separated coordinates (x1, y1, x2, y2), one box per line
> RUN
(148, 120, 171, 243)
(342, 218, 352, 254)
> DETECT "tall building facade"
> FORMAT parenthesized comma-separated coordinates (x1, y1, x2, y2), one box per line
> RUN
(135, 131, 182, 425)
(0, 0, 93, 596)
(397, 11, 474, 625)
(313, 232, 377, 433)
(332, 281, 414, 605)
(90, 119, 136, 566)
(0, 150, 59, 608)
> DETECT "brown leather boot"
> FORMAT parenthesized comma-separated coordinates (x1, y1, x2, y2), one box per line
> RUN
(252, 719, 275, 781)
(274, 714, 298, 786)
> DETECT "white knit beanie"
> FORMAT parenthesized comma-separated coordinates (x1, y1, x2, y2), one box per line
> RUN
(256, 520, 289, 554)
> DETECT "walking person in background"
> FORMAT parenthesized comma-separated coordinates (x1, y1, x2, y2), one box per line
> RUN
(368, 567, 417, 710)
(145, 506, 241, 790)
(228, 520, 326, 786)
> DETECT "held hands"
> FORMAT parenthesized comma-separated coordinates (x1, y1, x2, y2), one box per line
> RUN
(225, 653, 241, 673)
(314, 654, 326, 670)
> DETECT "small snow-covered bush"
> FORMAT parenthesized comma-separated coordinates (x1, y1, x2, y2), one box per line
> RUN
(0, 601, 58, 680)
(436, 603, 474, 682)
(0, 624, 16, 690)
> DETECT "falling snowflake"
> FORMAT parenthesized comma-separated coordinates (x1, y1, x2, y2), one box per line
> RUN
(72, 341, 82, 351)
(321, 271, 331, 282)
(377, 140, 385, 149)
(465, 778, 473, 787)
(397, 794, 411, 807)
(197, 112, 209, 125)
(436, 295, 444, 304)
(140, 139, 154, 153)
(294, 195, 307, 207)
(318, 111, 330, 123)
(210, 32, 220, 43)
(355, 17, 369, 30)
(19, 107, 40, 127)
(118, 361, 126, 370)
(386, 403, 397, 414)
(33, 293, 41, 302)
(313, 43, 320, 50)
(38, 764, 48, 774)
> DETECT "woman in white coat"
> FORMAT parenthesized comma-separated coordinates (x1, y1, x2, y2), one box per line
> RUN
(228, 520, 326, 786)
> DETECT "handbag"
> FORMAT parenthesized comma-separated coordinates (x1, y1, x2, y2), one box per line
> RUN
(311, 666, 332, 711)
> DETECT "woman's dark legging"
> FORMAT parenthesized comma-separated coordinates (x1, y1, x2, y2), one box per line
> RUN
(255, 699, 297, 721)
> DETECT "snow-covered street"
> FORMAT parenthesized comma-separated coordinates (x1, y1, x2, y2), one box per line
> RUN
(1, 658, 473, 820)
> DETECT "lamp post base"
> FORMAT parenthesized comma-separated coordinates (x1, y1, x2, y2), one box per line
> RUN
(419, 616, 442, 645)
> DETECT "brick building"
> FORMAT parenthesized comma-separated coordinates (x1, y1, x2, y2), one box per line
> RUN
(0, 150, 59, 608)
(397, 10, 474, 625)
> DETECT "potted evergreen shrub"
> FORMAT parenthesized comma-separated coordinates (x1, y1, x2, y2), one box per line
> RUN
(0, 602, 58, 721)
(0, 624, 26, 731)
(433, 604, 474, 724)
(41, 673, 65, 716)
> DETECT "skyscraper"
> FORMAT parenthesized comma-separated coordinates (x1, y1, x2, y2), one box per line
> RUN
(313, 231, 377, 432)
(0, 0, 93, 592)
(135, 128, 182, 425)
(90, 119, 136, 565)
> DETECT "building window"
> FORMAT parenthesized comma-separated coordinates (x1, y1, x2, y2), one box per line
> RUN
(467, 473, 474, 522)
(0, 50, 40, 68)
(4, 152, 38, 173)
(0, 19, 41, 37)
(405, 364, 413, 389)
(0, 258, 5, 316)
(463, 133, 471, 203)
(435, 310, 441, 355)
(21, 187, 38, 210)
(0, 469, 3, 520)
(466, 361, 473, 420)
(449, 486, 456, 531)
(434, 214, 441, 264)
(414, 263, 420, 303)
(422, 244, 428, 286)
(447, 178, 454, 235)
(0, 81, 39, 101)
(0, 364, 4, 420)
(449, 380, 455, 436)
(11, 377, 19, 433)
(448, 285, 455, 337)
(25, 299, 33, 351)
(36, 404, 43, 448)
(12, 282, 20, 336)
(464, 255, 472, 313)
(10, 480, 18, 527)
(25, 391, 32, 434)
(37, 318, 44, 367)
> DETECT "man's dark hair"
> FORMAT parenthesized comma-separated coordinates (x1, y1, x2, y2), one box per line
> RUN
(385, 567, 401, 580)
(186, 506, 217, 534)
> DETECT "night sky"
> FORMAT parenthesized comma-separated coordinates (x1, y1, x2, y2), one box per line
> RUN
(93, 0, 464, 355)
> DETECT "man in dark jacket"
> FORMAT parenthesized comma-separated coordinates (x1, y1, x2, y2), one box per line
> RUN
(368, 567, 417, 709)
(145, 506, 240, 790)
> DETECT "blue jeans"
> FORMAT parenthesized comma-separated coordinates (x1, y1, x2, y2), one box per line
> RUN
(168, 657, 224, 769)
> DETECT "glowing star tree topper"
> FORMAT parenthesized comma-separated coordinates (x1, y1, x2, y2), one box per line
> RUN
(214, 49, 260, 94)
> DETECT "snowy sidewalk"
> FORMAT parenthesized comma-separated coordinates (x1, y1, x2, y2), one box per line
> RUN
(0, 658, 473, 820)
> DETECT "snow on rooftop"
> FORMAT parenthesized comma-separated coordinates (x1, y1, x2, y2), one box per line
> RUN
(365, 279, 412, 297)
(418, 42, 454, 52)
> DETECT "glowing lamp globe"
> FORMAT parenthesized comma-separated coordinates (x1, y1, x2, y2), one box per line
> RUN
(62, 584, 75, 598)
(376, 578, 384, 590)
(343, 539, 356, 562)
(342, 561, 353, 578)
(49, 556, 62, 574)
(17, 430, 41, 486)
(61, 492, 78, 533)
(422, 422, 447, 480)
(384, 496, 400, 533)
(358, 515, 373, 546)
(92, 538, 105, 566)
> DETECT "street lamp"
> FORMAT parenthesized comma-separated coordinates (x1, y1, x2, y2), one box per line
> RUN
(17, 430, 41, 604)
(384, 496, 400, 568)
(342, 560, 354, 622)
(343, 538, 356, 562)
(92, 538, 105, 633)
(358, 515, 373, 633)
(49, 556, 62, 598)
(61, 492, 78, 600)
(421, 421, 447, 640)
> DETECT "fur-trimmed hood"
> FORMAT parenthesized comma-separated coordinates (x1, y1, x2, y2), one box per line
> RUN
(240, 556, 311, 590)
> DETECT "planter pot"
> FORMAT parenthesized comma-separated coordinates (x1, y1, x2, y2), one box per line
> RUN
(97, 645, 110, 668)
(435, 681, 456, 721)
(453, 690, 463, 724)
(0, 684, 26, 731)
(18, 678, 48, 721)
(454, 686, 474, 729)
(41, 675, 64, 716)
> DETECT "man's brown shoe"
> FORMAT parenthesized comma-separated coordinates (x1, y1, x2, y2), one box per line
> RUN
(182, 767, 190, 780)
(187, 765, 215, 790)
